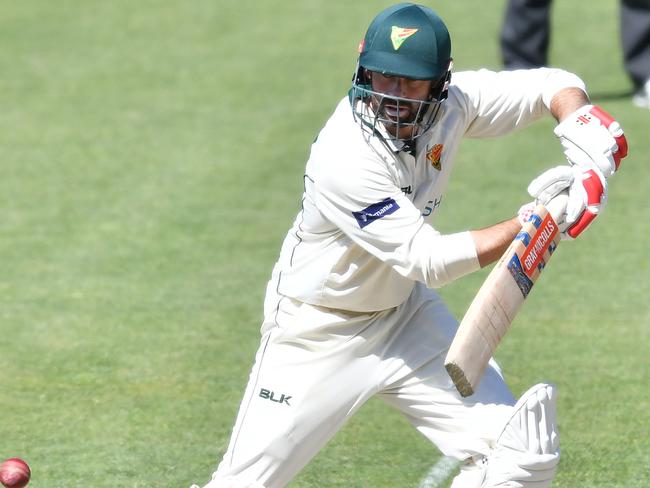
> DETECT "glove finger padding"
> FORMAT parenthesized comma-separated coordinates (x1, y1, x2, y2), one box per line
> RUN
(528, 164, 607, 239)
(589, 105, 628, 169)
(566, 168, 607, 239)
(566, 176, 588, 224)
(554, 104, 628, 177)
(527, 166, 585, 238)
(527, 165, 574, 205)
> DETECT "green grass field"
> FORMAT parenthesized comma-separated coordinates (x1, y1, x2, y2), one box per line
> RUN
(0, 1, 648, 486)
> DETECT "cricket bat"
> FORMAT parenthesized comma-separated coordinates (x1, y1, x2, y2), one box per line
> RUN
(444, 196, 567, 397)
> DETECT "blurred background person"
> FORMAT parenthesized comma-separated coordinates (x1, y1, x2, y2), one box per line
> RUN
(500, 0, 650, 109)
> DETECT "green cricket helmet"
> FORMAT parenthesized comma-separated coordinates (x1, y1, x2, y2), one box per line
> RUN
(351, 3, 453, 141)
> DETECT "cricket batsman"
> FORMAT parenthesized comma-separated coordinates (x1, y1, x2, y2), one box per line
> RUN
(190, 3, 628, 487)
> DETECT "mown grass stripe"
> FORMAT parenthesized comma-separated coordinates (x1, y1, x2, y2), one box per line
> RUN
(418, 457, 458, 488)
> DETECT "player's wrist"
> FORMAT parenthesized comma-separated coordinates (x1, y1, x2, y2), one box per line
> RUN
(549, 88, 590, 122)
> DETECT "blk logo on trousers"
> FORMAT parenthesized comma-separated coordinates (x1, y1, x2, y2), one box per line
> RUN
(259, 388, 292, 406)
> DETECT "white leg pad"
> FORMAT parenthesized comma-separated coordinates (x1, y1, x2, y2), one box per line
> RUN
(486, 383, 560, 487)
(449, 383, 560, 488)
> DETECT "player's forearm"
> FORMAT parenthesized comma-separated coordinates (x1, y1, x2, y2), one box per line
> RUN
(470, 217, 521, 268)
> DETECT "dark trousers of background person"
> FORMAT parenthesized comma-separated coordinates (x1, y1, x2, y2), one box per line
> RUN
(500, 0, 650, 90)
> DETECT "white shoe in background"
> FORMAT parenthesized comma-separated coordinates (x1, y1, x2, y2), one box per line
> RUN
(632, 79, 650, 109)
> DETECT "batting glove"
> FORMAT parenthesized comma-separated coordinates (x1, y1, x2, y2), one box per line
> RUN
(527, 164, 607, 239)
(563, 167, 607, 239)
(517, 201, 536, 227)
(554, 104, 628, 177)
(518, 195, 572, 241)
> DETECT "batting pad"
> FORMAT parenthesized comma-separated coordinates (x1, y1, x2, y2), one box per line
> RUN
(486, 383, 560, 487)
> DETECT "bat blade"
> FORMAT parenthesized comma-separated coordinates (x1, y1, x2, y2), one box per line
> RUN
(444, 202, 563, 397)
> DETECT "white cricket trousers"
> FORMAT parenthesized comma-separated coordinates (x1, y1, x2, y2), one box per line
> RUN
(207, 282, 516, 488)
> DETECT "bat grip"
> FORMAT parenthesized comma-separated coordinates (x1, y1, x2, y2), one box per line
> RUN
(544, 193, 569, 224)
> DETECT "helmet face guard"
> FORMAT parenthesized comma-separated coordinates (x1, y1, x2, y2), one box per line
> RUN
(349, 3, 452, 142)
(350, 62, 451, 142)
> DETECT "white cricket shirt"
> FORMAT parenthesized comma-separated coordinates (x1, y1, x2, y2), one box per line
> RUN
(269, 68, 585, 313)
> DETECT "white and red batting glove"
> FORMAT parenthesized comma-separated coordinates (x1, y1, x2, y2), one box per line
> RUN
(554, 104, 628, 177)
(552, 105, 628, 238)
(526, 164, 606, 240)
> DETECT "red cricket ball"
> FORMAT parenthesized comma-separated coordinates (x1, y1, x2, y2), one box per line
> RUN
(0, 458, 30, 488)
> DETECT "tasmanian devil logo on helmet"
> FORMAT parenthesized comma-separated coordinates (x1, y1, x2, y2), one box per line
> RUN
(391, 26, 419, 50)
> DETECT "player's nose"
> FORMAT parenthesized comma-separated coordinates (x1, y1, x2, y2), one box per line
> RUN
(380, 76, 408, 98)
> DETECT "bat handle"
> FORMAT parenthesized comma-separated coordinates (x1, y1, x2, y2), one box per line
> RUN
(544, 193, 569, 224)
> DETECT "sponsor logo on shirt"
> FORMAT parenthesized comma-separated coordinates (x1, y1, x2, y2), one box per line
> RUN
(422, 195, 443, 216)
(426, 143, 443, 170)
(352, 198, 400, 228)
